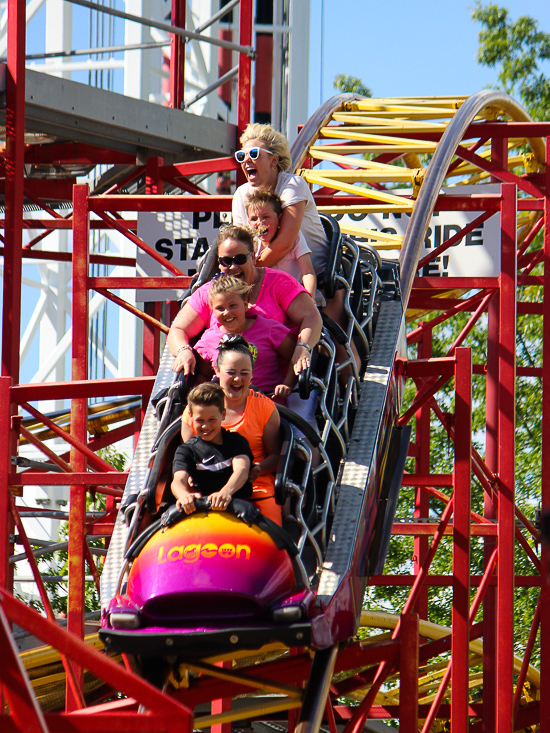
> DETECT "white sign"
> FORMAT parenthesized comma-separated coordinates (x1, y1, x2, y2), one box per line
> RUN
(332, 184, 501, 277)
(136, 210, 230, 301)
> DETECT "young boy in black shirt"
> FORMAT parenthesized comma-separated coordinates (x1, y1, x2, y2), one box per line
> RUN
(171, 382, 253, 514)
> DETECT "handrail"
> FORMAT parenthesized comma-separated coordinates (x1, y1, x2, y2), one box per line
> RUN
(64, 0, 255, 58)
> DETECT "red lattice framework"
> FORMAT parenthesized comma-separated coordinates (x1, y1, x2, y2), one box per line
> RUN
(1, 1, 550, 730)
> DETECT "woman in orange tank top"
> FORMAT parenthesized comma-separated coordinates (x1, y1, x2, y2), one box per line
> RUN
(181, 336, 282, 525)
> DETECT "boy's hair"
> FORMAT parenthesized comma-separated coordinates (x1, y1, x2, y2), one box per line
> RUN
(214, 224, 255, 254)
(239, 123, 291, 173)
(245, 189, 283, 217)
(187, 382, 225, 414)
(209, 274, 253, 304)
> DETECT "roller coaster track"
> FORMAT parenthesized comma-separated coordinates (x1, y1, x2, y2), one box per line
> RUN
(5, 90, 550, 732)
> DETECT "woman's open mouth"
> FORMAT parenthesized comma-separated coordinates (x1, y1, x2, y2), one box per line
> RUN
(245, 165, 258, 182)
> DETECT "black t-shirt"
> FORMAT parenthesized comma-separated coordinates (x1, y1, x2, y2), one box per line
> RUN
(172, 429, 253, 499)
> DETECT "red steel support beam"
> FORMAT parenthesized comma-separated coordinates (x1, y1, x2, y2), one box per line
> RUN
(20, 402, 121, 473)
(413, 328, 431, 620)
(143, 302, 162, 375)
(2, 0, 25, 382)
(417, 211, 494, 271)
(143, 158, 165, 377)
(8, 494, 85, 708)
(483, 266, 499, 732)
(399, 612, 419, 728)
(0, 378, 12, 590)
(496, 182, 517, 733)
(451, 347, 472, 731)
(237, 0, 253, 136)
(170, 0, 185, 110)
(540, 137, 550, 733)
(67, 184, 90, 710)
(0, 605, 48, 732)
(211, 661, 232, 733)
(95, 211, 187, 276)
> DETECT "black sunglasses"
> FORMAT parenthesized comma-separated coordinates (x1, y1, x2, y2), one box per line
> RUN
(218, 253, 251, 267)
(234, 147, 276, 163)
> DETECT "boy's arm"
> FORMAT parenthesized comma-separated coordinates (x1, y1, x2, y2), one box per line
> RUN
(209, 454, 251, 510)
(171, 469, 202, 514)
(297, 253, 317, 299)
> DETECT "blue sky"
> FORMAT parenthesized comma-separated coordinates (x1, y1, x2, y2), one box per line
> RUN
(308, 0, 550, 114)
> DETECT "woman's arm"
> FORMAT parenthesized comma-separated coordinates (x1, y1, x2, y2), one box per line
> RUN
(180, 417, 194, 442)
(256, 409, 281, 475)
(255, 201, 307, 267)
(285, 292, 322, 374)
(166, 303, 206, 374)
(274, 335, 298, 397)
(297, 253, 317, 299)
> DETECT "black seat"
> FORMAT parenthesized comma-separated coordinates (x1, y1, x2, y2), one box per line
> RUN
(274, 412, 318, 530)
(145, 420, 182, 515)
(179, 243, 220, 304)
(319, 214, 342, 299)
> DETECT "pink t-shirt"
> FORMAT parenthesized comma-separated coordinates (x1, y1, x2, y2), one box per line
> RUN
(194, 315, 290, 392)
(187, 268, 307, 336)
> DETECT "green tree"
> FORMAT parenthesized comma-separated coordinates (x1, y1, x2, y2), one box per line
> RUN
(333, 74, 372, 98)
(473, 2, 550, 120)
(366, 5, 549, 690)
(23, 446, 127, 616)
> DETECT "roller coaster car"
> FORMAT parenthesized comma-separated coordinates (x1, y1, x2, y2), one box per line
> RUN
(101, 379, 320, 658)
(100, 215, 397, 662)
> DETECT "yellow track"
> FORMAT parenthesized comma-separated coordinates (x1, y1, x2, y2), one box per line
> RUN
(298, 95, 544, 256)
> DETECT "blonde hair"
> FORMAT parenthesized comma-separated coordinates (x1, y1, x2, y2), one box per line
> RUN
(239, 123, 292, 173)
(209, 274, 253, 304)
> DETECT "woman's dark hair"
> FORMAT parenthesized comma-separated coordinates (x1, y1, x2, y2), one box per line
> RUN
(214, 224, 255, 255)
(216, 334, 255, 369)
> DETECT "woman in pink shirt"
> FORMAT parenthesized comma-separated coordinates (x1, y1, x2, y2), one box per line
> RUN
(167, 225, 322, 378)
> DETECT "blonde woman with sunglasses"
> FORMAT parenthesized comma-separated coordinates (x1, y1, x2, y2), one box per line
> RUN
(167, 225, 322, 378)
(232, 123, 328, 275)
(232, 123, 361, 378)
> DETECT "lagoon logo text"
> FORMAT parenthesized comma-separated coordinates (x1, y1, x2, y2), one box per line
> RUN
(157, 542, 251, 564)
